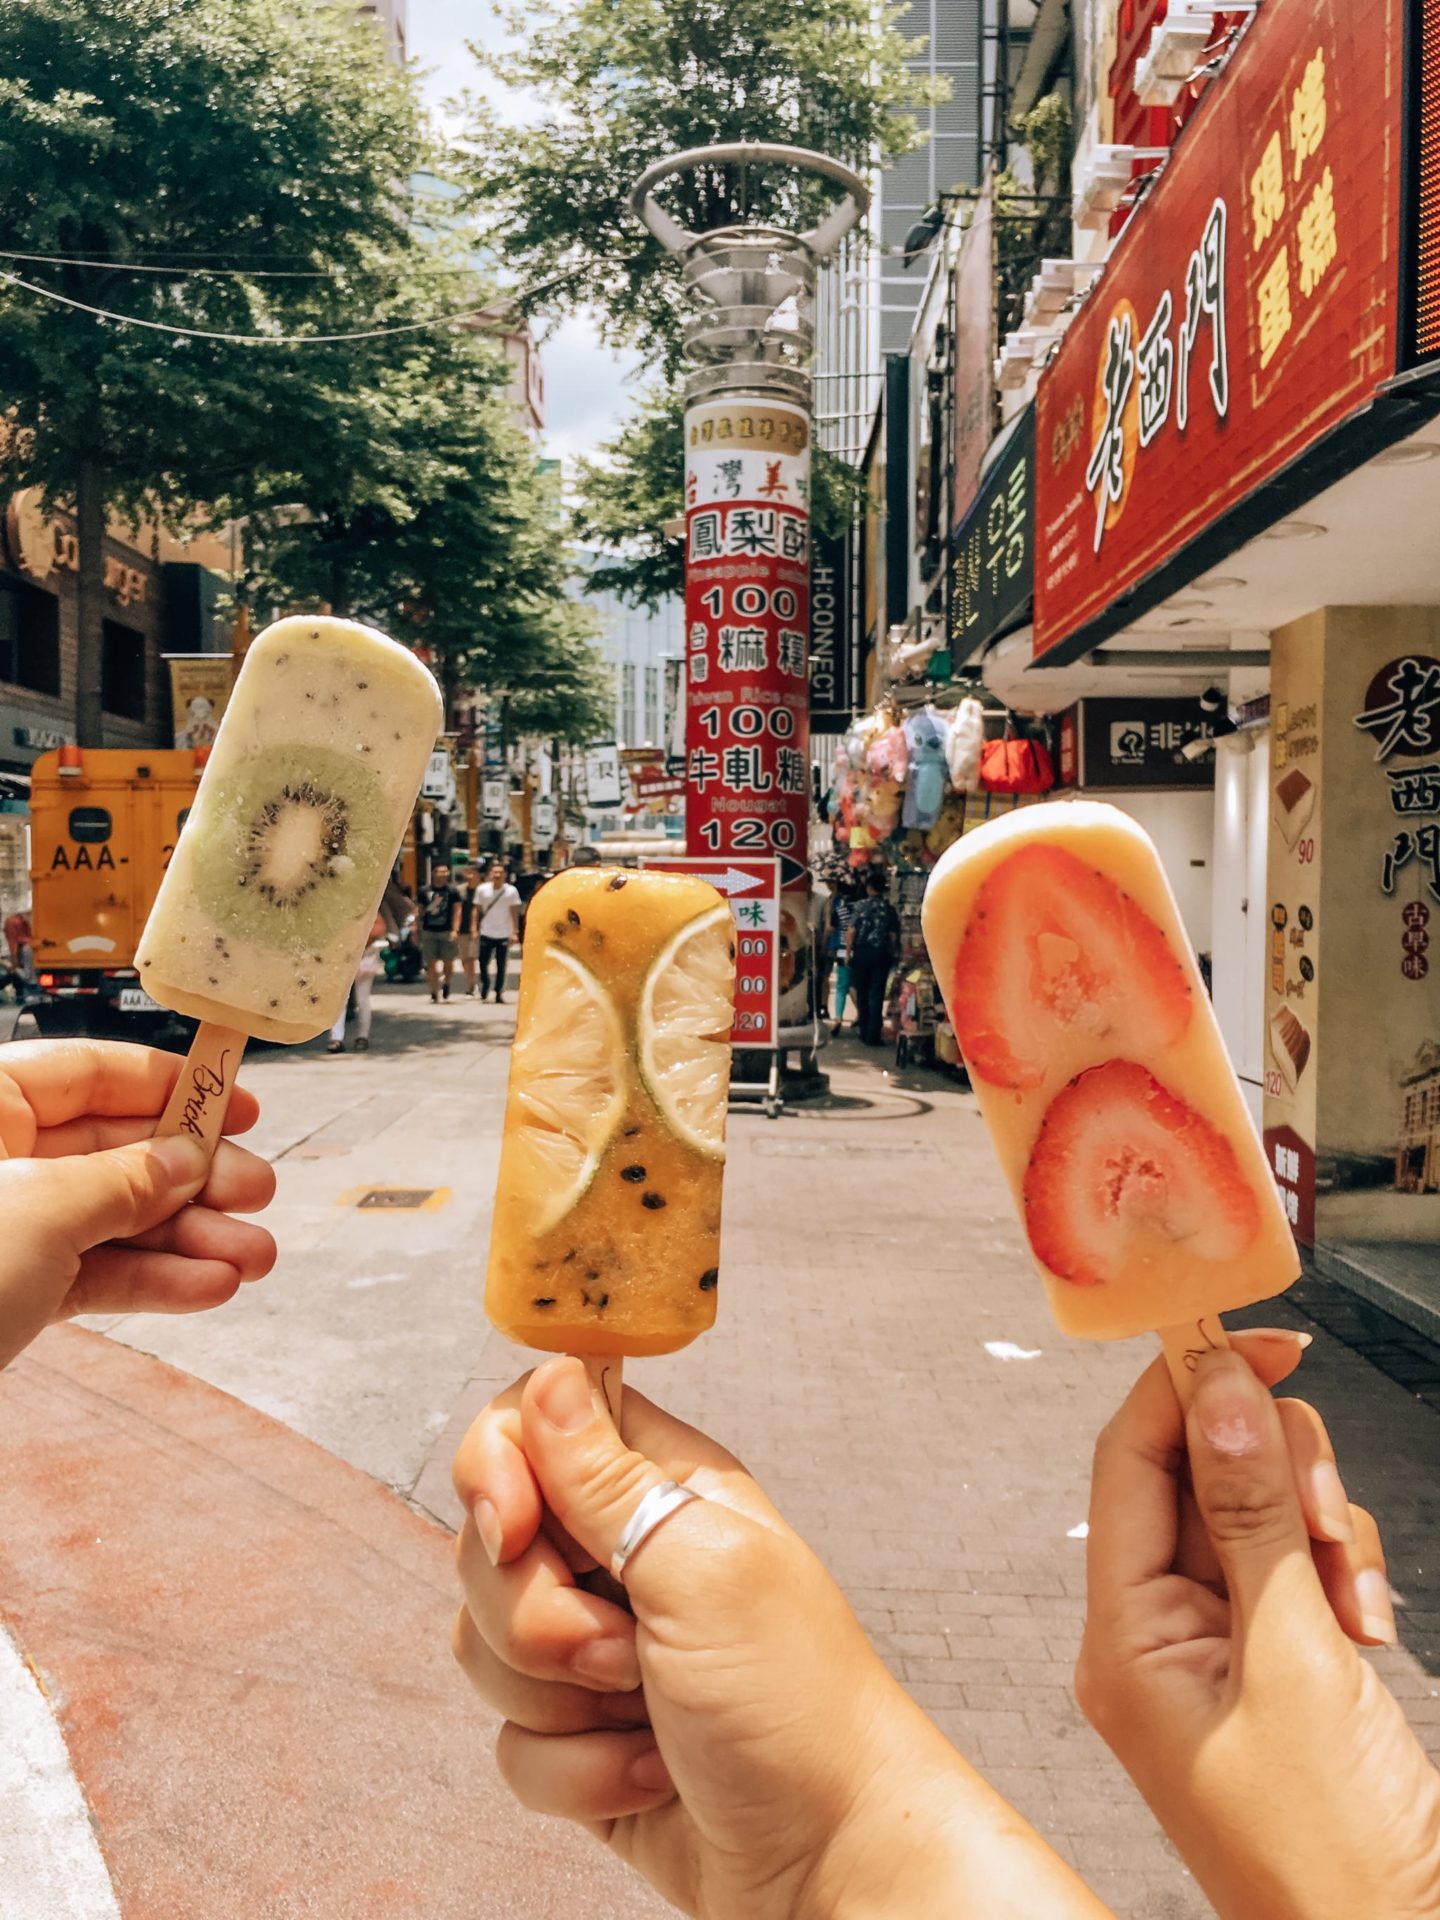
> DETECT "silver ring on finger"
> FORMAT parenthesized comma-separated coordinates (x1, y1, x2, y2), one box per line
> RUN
(611, 1480, 703, 1583)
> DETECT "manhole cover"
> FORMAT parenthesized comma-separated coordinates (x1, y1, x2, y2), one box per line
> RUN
(351, 1187, 445, 1211)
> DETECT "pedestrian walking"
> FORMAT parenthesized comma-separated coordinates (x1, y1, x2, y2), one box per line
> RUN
(473, 860, 522, 1003)
(328, 915, 386, 1053)
(845, 865, 900, 1047)
(455, 865, 483, 996)
(418, 868, 461, 1002)
(3, 907, 34, 1000)
(822, 874, 859, 1035)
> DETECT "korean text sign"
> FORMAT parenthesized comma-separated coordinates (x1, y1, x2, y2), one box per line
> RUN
(1034, 0, 1402, 659)
(684, 399, 811, 867)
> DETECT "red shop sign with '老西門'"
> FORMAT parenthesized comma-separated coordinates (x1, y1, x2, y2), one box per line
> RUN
(1033, 0, 1403, 661)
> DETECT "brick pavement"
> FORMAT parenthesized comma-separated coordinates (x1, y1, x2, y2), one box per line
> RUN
(416, 1028, 1440, 1920)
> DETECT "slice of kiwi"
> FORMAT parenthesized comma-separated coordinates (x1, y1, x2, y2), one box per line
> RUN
(190, 744, 390, 952)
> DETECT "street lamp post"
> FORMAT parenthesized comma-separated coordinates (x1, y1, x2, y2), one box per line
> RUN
(630, 144, 868, 873)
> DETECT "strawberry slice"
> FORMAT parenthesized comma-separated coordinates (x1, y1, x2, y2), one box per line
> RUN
(952, 843, 1192, 1088)
(1023, 1061, 1261, 1288)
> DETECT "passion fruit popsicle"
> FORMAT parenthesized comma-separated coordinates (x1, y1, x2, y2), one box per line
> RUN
(486, 867, 735, 1359)
(138, 615, 441, 1145)
(922, 801, 1298, 1349)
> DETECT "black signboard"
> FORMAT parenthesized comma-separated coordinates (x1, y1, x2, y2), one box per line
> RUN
(810, 524, 855, 728)
(948, 405, 1034, 664)
(1079, 698, 1215, 789)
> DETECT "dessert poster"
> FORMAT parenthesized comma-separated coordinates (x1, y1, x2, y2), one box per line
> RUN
(1264, 618, 1321, 1243)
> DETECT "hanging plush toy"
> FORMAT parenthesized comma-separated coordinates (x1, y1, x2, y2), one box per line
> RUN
(946, 696, 985, 794)
(925, 789, 968, 859)
(902, 705, 949, 831)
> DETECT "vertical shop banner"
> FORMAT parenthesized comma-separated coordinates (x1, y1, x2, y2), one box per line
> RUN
(952, 187, 996, 530)
(948, 407, 1034, 661)
(683, 397, 811, 874)
(1034, 0, 1403, 660)
(641, 854, 782, 1046)
(1265, 611, 1440, 1246)
(809, 524, 854, 728)
(584, 741, 623, 811)
(166, 655, 233, 749)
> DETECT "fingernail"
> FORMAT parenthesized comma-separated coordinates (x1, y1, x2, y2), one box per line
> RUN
(472, 1497, 502, 1567)
(570, 1634, 642, 1692)
(1309, 1462, 1356, 1544)
(1192, 1362, 1265, 1456)
(1355, 1569, 1398, 1645)
(149, 1133, 208, 1182)
(627, 1747, 672, 1794)
(1246, 1327, 1313, 1350)
(534, 1358, 595, 1435)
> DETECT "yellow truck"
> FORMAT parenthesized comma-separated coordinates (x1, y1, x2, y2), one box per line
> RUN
(28, 747, 206, 1029)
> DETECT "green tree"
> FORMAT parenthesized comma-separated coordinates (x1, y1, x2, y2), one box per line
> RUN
(244, 321, 613, 742)
(0, 0, 433, 743)
(573, 381, 858, 607)
(460, 0, 939, 372)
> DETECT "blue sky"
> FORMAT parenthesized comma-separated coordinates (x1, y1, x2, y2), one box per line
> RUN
(409, 0, 642, 465)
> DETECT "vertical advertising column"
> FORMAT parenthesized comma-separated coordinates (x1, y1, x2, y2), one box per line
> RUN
(683, 396, 811, 873)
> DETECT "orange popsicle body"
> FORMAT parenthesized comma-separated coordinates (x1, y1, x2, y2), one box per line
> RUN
(922, 801, 1298, 1340)
(485, 867, 735, 1357)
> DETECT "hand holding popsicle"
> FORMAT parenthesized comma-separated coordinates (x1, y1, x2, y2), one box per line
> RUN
(1080, 1344, 1440, 1920)
(137, 615, 443, 1151)
(0, 1040, 275, 1369)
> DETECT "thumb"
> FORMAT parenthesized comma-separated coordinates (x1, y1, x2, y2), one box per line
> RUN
(1185, 1349, 1331, 1633)
(520, 1357, 751, 1614)
(42, 1132, 211, 1255)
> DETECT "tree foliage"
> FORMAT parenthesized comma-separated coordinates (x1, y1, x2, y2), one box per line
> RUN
(459, 0, 940, 372)
(573, 382, 859, 607)
(0, 0, 438, 741)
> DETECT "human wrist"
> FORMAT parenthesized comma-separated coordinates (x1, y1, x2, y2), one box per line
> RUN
(794, 1678, 1096, 1920)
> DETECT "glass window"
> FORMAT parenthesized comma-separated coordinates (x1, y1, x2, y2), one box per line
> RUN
(102, 619, 147, 721)
(0, 579, 61, 696)
(621, 661, 636, 744)
(644, 665, 659, 743)
(68, 807, 112, 844)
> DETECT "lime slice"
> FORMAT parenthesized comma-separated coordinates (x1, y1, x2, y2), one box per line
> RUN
(639, 903, 736, 1158)
(507, 946, 626, 1233)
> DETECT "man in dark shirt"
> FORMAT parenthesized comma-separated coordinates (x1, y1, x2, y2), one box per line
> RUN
(844, 866, 901, 1047)
(418, 867, 461, 1003)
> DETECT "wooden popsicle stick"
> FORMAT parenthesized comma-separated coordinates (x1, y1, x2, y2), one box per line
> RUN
(155, 1021, 248, 1157)
(582, 1354, 625, 1432)
(1158, 1314, 1230, 1402)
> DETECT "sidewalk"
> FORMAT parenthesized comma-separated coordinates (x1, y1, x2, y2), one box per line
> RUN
(1, 1019, 1436, 1918)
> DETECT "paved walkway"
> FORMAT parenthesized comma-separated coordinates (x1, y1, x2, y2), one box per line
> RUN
(0, 992, 1435, 1917)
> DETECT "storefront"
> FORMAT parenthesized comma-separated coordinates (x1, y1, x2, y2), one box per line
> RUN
(1009, 0, 1440, 1330)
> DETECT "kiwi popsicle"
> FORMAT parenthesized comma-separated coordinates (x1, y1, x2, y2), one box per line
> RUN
(137, 615, 442, 1146)
(486, 867, 735, 1400)
(921, 801, 1298, 1381)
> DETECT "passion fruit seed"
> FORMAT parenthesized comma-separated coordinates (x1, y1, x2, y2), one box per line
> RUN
(699, 1269, 719, 1291)
(532, 1296, 556, 1308)
(621, 1164, 646, 1183)
(642, 1191, 666, 1210)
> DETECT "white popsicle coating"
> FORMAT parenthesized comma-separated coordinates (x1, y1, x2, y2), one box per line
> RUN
(922, 801, 1298, 1340)
(136, 616, 442, 1043)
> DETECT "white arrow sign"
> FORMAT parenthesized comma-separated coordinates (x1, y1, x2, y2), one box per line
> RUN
(671, 864, 765, 895)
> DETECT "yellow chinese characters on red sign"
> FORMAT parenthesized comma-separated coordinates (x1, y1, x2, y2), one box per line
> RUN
(1247, 41, 1340, 374)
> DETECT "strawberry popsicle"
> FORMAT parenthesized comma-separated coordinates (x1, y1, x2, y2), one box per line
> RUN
(922, 801, 1298, 1349)
(486, 867, 736, 1374)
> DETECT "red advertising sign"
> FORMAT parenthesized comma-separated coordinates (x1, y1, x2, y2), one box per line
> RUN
(683, 398, 811, 871)
(640, 855, 782, 1047)
(1034, 0, 1403, 659)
